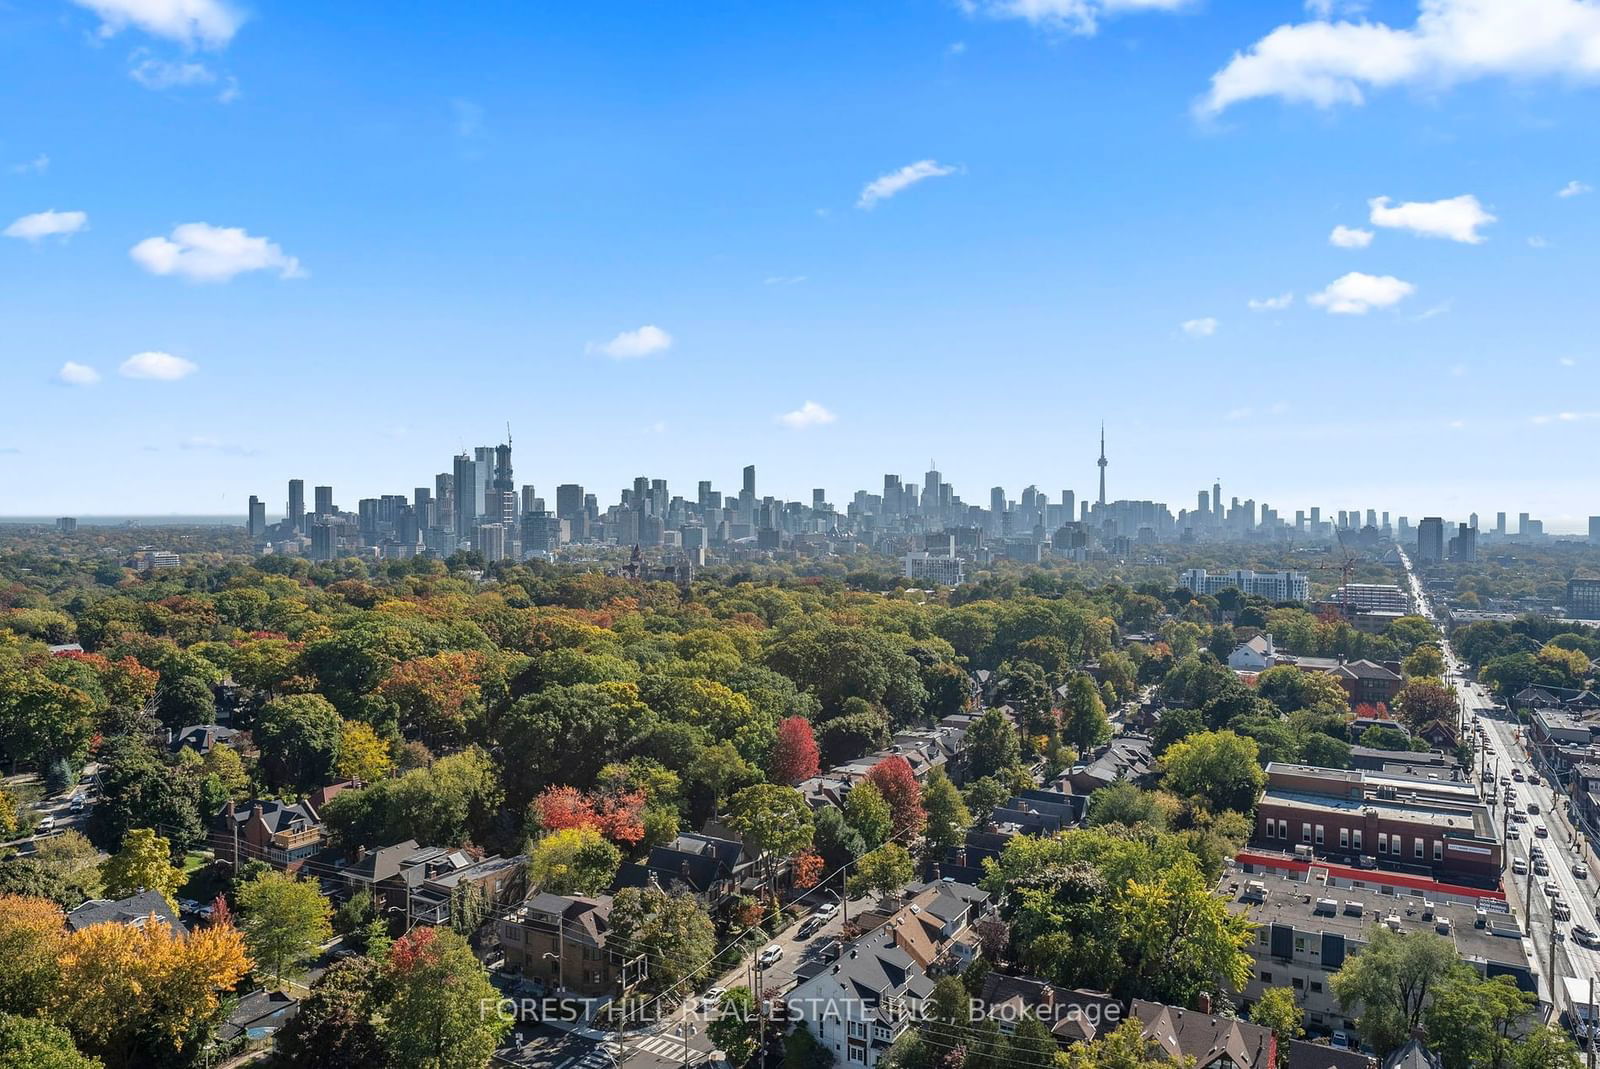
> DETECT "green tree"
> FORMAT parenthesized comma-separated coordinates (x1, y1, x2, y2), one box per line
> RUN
(1062, 674, 1112, 752)
(963, 776, 1011, 823)
(0, 1013, 103, 1069)
(98, 828, 184, 911)
(727, 784, 815, 872)
(237, 869, 334, 985)
(1085, 782, 1174, 830)
(273, 956, 386, 1069)
(1330, 926, 1460, 1057)
(530, 827, 621, 895)
(1511, 1025, 1583, 1069)
(255, 693, 343, 791)
(921, 768, 972, 852)
(1403, 645, 1446, 679)
(379, 927, 506, 1069)
(843, 782, 892, 849)
(1393, 679, 1459, 731)
(607, 886, 716, 995)
(848, 843, 915, 898)
(1250, 988, 1303, 1069)
(707, 987, 759, 1065)
(1423, 972, 1534, 1069)
(1160, 730, 1267, 814)
(965, 708, 1021, 782)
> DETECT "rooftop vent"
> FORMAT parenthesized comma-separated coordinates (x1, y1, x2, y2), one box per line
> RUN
(1343, 900, 1365, 917)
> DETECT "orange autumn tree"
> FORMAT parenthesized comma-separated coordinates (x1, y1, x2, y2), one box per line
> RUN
(532, 785, 646, 847)
(0, 893, 67, 1016)
(53, 910, 250, 1069)
(791, 850, 824, 889)
(376, 650, 485, 746)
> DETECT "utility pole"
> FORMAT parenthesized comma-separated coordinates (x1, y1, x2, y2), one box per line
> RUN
(230, 806, 239, 872)
(1589, 975, 1597, 1069)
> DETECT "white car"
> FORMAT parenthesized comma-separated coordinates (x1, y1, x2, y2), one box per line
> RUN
(814, 901, 838, 919)
(1513, 858, 1528, 875)
(1576, 863, 1590, 880)
(758, 945, 783, 968)
(699, 987, 726, 1012)
(34, 816, 55, 835)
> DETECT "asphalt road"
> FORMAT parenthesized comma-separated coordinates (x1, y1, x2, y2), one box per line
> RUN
(1404, 554, 1600, 1020)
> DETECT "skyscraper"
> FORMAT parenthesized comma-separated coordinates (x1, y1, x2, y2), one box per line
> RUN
(287, 479, 304, 533)
(1097, 425, 1108, 507)
(453, 454, 478, 536)
(1417, 516, 1444, 562)
(314, 485, 334, 517)
(1496, 512, 1507, 535)
(1591, 516, 1600, 545)
(247, 495, 266, 538)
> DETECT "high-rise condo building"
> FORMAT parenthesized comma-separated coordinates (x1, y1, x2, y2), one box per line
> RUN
(287, 479, 304, 532)
(247, 495, 266, 538)
(453, 454, 478, 536)
(314, 485, 334, 517)
(1416, 517, 1444, 562)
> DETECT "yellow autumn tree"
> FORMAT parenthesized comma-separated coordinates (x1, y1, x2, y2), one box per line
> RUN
(54, 915, 249, 1069)
(98, 828, 185, 912)
(336, 719, 393, 783)
(0, 893, 67, 1016)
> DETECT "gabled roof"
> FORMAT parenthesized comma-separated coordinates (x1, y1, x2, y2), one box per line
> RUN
(67, 891, 185, 933)
(1383, 1040, 1442, 1069)
(340, 839, 421, 883)
(1331, 660, 1402, 682)
(1287, 1040, 1376, 1069)
(1132, 1000, 1273, 1069)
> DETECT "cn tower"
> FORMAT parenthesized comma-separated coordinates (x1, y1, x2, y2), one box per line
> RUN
(1097, 423, 1107, 507)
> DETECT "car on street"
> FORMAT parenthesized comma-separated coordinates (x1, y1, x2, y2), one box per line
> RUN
(699, 987, 726, 1012)
(1514, 858, 1528, 875)
(813, 901, 838, 919)
(1501, 776, 1511, 787)
(34, 816, 55, 835)
(1513, 770, 1525, 782)
(1545, 881, 1560, 898)
(1535, 824, 1549, 838)
(797, 916, 824, 939)
(1536, 860, 1551, 876)
(1576, 862, 1590, 880)
(758, 945, 783, 968)
(1508, 825, 1520, 840)
(1528, 802, 1540, 815)
(1573, 925, 1600, 948)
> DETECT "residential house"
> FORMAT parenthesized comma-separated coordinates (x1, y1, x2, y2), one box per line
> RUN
(975, 973, 1124, 1045)
(1228, 634, 1277, 673)
(1286, 1042, 1376, 1069)
(406, 851, 527, 929)
(1054, 735, 1154, 796)
(614, 831, 754, 908)
(220, 783, 352, 873)
(1384, 1040, 1443, 1069)
(1327, 661, 1404, 709)
(849, 880, 992, 973)
(171, 724, 242, 756)
(220, 989, 299, 1048)
(1131, 1000, 1274, 1069)
(787, 928, 937, 1068)
(66, 890, 185, 932)
(497, 892, 639, 998)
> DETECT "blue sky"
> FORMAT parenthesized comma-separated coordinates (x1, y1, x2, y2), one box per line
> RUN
(2, 0, 1598, 528)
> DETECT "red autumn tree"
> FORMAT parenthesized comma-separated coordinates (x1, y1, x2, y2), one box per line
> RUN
(864, 756, 925, 840)
(771, 717, 820, 785)
(791, 851, 824, 889)
(533, 785, 598, 833)
(532, 785, 646, 846)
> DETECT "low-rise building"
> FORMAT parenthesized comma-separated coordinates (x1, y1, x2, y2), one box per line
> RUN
(66, 890, 185, 933)
(1220, 870, 1534, 1040)
(1180, 569, 1309, 603)
(497, 892, 642, 998)
(220, 787, 351, 873)
(787, 928, 937, 1068)
(1327, 660, 1404, 709)
(1253, 763, 1502, 887)
(1131, 1000, 1274, 1069)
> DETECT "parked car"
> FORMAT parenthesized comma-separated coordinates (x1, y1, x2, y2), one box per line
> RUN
(797, 916, 824, 939)
(1576, 862, 1590, 880)
(1330, 1032, 1354, 1050)
(1528, 802, 1540, 815)
(1573, 925, 1600, 948)
(699, 987, 726, 1012)
(813, 901, 838, 920)
(34, 816, 55, 835)
(1535, 824, 1549, 838)
(1546, 881, 1560, 898)
(758, 945, 783, 968)
(1514, 858, 1528, 875)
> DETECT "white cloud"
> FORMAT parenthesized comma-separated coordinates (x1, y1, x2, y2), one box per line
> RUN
(70, 0, 243, 48)
(959, 0, 1191, 36)
(120, 351, 198, 380)
(1248, 292, 1295, 310)
(1308, 271, 1416, 314)
(1558, 179, 1593, 197)
(1560, 356, 1578, 366)
(1531, 410, 1600, 425)
(778, 401, 837, 429)
(1449, 363, 1467, 375)
(588, 325, 673, 359)
(1368, 194, 1494, 243)
(4, 209, 88, 241)
(1329, 224, 1373, 248)
(130, 222, 304, 282)
(129, 56, 216, 89)
(56, 362, 101, 386)
(763, 275, 808, 286)
(10, 154, 49, 175)
(947, 40, 968, 55)
(1198, 0, 1600, 117)
(1414, 301, 1451, 320)
(1181, 316, 1218, 337)
(1225, 406, 1254, 420)
(1527, 235, 1550, 248)
(857, 160, 957, 209)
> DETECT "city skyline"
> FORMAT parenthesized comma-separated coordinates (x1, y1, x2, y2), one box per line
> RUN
(4, 1, 1599, 522)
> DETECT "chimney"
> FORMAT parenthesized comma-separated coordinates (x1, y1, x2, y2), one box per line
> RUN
(355, 845, 367, 862)
(1194, 992, 1212, 1014)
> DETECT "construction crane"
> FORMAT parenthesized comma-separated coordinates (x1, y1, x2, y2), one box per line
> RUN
(1316, 527, 1358, 616)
